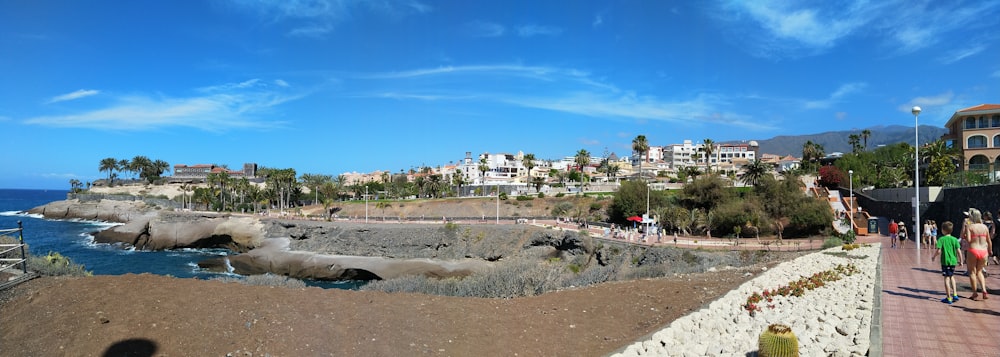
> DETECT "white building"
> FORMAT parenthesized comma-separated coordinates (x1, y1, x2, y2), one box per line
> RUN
(662, 140, 759, 171)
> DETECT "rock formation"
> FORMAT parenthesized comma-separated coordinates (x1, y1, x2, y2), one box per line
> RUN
(222, 238, 492, 280)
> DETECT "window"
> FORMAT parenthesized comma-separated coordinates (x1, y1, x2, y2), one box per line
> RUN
(970, 155, 990, 171)
(993, 115, 1000, 127)
(968, 135, 987, 148)
(966, 117, 977, 129)
(995, 135, 1000, 148)
(980, 116, 990, 128)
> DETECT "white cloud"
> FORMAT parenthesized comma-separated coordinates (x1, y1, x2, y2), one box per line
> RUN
(897, 91, 954, 112)
(288, 24, 333, 37)
(48, 89, 100, 103)
(938, 45, 985, 64)
(592, 15, 603, 27)
(360, 64, 773, 131)
(516, 25, 563, 37)
(715, 1, 1000, 58)
(228, 0, 431, 37)
(274, 79, 290, 87)
(465, 21, 505, 37)
(26, 80, 302, 132)
(804, 82, 867, 109)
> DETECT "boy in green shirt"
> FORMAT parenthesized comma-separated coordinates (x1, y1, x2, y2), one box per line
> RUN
(931, 221, 961, 304)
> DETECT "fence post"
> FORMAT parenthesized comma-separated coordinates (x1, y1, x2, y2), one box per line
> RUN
(17, 220, 26, 274)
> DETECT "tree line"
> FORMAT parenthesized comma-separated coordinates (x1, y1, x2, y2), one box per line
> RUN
(98, 156, 171, 185)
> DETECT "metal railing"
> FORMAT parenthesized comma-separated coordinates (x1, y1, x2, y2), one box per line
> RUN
(0, 221, 27, 274)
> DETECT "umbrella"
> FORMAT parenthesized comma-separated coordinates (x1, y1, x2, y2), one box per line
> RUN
(627, 216, 643, 222)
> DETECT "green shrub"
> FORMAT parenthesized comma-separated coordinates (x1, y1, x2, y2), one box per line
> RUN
(214, 274, 307, 288)
(537, 192, 545, 198)
(555, 193, 565, 198)
(516, 195, 534, 201)
(27, 252, 92, 277)
(822, 237, 844, 249)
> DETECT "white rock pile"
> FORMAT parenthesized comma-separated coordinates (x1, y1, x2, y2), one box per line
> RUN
(613, 244, 880, 357)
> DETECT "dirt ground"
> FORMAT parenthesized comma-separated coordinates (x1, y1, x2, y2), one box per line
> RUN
(0, 264, 768, 357)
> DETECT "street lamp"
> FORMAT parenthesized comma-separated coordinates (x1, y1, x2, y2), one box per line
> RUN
(365, 185, 369, 223)
(913, 106, 922, 250)
(646, 181, 650, 217)
(848, 169, 854, 215)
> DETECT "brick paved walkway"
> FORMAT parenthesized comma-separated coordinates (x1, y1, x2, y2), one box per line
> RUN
(879, 239, 1000, 356)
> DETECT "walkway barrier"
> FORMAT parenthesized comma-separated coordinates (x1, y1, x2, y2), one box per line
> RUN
(0, 221, 27, 274)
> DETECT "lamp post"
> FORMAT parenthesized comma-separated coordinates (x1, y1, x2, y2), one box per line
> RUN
(365, 185, 369, 223)
(912, 106, 921, 250)
(848, 169, 854, 215)
(646, 181, 650, 217)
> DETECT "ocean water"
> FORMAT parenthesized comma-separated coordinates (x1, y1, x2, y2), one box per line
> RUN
(0, 189, 359, 288)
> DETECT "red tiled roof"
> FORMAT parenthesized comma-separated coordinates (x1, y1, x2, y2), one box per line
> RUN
(957, 104, 1000, 112)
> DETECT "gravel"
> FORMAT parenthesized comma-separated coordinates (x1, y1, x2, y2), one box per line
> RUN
(612, 244, 879, 357)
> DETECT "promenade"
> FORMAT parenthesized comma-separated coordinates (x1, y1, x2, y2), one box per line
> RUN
(879, 241, 1000, 356)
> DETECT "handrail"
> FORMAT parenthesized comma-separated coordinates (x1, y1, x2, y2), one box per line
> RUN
(0, 221, 27, 274)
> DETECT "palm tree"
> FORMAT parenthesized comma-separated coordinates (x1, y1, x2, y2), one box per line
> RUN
(130, 155, 152, 182)
(117, 159, 130, 181)
(702, 138, 715, 174)
(861, 129, 872, 150)
(574, 149, 590, 192)
(68, 179, 82, 193)
(478, 156, 490, 188)
(452, 169, 466, 196)
(802, 140, 825, 170)
(99, 157, 118, 186)
(740, 159, 771, 187)
(179, 183, 190, 209)
(375, 201, 391, 220)
(523, 153, 536, 188)
(848, 134, 862, 153)
(632, 135, 649, 180)
(574, 149, 590, 172)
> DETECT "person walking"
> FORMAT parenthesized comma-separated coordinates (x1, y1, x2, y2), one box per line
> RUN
(924, 220, 935, 247)
(931, 221, 961, 304)
(964, 208, 993, 301)
(889, 219, 899, 248)
(898, 224, 908, 248)
(930, 220, 938, 247)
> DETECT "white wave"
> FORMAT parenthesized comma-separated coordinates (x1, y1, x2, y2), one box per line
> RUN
(190, 260, 241, 277)
(0, 211, 43, 219)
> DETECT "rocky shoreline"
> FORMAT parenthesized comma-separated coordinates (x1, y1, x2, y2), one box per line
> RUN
(613, 244, 879, 356)
(26, 198, 583, 281)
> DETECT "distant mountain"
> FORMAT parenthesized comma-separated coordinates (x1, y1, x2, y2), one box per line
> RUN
(753, 125, 949, 157)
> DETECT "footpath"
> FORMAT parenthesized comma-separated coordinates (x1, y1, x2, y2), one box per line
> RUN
(879, 240, 1000, 356)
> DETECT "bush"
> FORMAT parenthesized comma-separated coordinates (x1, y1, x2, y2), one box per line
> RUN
(214, 274, 307, 288)
(516, 195, 534, 201)
(822, 237, 845, 249)
(537, 192, 545, 198)
(27, 252, 92, 277)
(555, 193, 565, 198)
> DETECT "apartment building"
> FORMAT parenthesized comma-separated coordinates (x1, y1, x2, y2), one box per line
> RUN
(171, 163, 257, 182)
(457, 151, 529, 186)
(942, 104, 1000, 171)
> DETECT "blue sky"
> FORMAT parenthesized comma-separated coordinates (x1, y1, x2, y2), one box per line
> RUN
(2, 0, 999, 189)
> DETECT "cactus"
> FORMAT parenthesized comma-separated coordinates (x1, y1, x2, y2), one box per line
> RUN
(758, 323, 799, 357)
